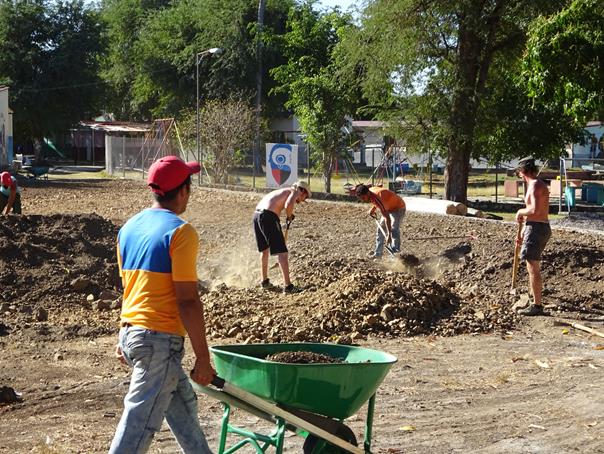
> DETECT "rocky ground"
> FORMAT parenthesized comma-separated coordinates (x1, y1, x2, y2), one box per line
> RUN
(0, 177, 603, 453)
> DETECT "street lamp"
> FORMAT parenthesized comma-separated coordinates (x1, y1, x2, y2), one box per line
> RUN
(196, 47, 223, 183)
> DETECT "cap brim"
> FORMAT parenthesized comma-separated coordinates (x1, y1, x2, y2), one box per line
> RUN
(186, 162, 201, 174)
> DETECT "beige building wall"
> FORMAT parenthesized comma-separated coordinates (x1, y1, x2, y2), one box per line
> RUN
(0, 86, 10, 167)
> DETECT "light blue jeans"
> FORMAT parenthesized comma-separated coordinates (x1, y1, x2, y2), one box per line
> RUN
(375, 208, 406, 256)
(109, 327, 212, 454)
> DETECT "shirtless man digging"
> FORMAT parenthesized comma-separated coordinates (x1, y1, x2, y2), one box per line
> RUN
(515, 157, 551, 316)
(253, 180, 311, 294)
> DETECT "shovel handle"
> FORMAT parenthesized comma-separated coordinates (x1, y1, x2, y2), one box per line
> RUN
(511, 222, 523, 289)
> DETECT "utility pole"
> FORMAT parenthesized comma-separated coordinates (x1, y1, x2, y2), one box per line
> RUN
(253, 0, 266, 189)
(196, 47, 222, 185)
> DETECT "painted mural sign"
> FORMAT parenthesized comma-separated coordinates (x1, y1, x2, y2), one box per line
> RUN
(265, 143, 298, 188)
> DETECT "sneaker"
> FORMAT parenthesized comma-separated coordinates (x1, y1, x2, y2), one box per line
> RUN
(368, 252, 382, 259)
(517, 304, 544, 316)
(260, 279, 277, 290)
(283, 283, 302, 294)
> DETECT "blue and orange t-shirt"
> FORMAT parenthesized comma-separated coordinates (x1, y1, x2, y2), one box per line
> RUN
(117, 208, 199, 336)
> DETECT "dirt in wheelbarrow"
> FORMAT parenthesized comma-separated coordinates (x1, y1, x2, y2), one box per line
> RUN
(265, 351, 344, 364)
(0, 178, 603, 453)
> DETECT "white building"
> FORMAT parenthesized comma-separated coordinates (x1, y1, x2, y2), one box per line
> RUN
(568, 120, 603, 167)
(0, 86, 14, 169)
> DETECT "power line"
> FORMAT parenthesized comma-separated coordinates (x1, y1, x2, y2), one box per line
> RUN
(13, 63, 182, 93)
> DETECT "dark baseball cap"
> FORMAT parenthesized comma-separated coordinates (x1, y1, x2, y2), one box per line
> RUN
(147, 156, 200, 195)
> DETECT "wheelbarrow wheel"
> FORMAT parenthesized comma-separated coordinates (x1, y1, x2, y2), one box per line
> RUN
(302, 424, 357, 454)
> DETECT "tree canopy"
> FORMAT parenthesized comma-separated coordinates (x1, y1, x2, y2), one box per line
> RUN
(0, 0, 105, 143)
(339, 0, 574, 202)
(100, 0, 293, 121)
(522, 0, 604, 124)
(1, 0, 601, 193)
(272, 3, 361, 192)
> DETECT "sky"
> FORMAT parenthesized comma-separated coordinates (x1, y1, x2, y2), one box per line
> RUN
(317, 0, 357, 11)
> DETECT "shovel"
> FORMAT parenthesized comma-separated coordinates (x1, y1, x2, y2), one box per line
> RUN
(408, 233, 478, 241)
(270, 217, 293, 270)
(510, 221, 523, 290)
(370, 214, 396, 257)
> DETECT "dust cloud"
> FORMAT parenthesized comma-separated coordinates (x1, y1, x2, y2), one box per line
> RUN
(198, 239, 260, 289)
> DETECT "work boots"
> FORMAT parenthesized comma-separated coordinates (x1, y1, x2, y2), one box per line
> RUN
(260, 279, 278, 290)
(517, 304, 544, 316)
(283, 283, 302, 294)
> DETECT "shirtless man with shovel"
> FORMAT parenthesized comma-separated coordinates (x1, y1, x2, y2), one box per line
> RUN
(514, 157, 551, 316)
(253, 180, 311, 294)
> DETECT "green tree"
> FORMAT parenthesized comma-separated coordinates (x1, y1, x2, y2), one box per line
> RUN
(272, 3, 359, 193)
(100, 0, 292, 120)
(0, 0, 105, 146)
(522, 0, 604, 124)
(198, 98, 255, 184)
(340, 0, 570, 202)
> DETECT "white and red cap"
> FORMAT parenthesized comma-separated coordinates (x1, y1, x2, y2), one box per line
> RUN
(0, 172, 12, 187)
(147, 156, 200, 196)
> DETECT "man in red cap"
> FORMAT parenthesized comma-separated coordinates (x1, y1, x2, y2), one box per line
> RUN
(0, 171, 21, 214)
(110, 156, 215, 454)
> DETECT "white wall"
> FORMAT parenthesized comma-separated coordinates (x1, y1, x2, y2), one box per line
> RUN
(570, 124, 604, 166)
(0, 87, 11, 168)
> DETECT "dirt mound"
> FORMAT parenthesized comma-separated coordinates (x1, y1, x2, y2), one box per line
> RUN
(204, 258, 520, 344)
(0, 214, 121, 339)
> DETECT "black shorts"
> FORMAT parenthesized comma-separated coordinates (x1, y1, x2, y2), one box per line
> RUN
(520, 221, 551, 261)
(253, 209, 287, 255)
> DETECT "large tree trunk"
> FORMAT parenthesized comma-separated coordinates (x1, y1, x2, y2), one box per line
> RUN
(321, 149, 334, 193)
(445, 95, 477, 202)
(444, 2, 506, 203)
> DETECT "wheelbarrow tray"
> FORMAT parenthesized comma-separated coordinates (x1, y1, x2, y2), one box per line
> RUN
(211, 343, 396, 419)
(23, 165, 50, 177)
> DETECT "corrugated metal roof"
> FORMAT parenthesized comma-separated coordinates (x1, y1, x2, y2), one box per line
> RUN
(352, 120, 384, 129)
(79, 121, 150, 133)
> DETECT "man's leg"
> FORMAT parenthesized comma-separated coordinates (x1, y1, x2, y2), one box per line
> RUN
(12, 194, 21, 214)
(526, 260, 543, 306)
(165, 347, 212, 453)
(260, 248, 269, 282)
(110, 329, 182, 454)
(518, 222, 549, 316)
(390, 209, 405, 252)
(277, 252, 290, 286)
(374, 219, 385, 256)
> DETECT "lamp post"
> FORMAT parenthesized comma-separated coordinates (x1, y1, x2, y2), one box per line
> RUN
(196, 47, 222, 184)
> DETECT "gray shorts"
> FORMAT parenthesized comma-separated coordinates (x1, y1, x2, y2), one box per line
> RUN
(520, 222, 551, 261)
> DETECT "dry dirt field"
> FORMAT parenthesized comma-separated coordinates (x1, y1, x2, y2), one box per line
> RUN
(1, 178, 603, 453)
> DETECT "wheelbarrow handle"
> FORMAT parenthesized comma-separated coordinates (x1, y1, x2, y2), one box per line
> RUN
(212, 375, 225, 389)
(201, 376, 364, 454)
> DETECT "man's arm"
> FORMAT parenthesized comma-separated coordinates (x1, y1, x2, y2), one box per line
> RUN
(174, 281, 215, 386)
(370, 193, 392, 237)
(284, 189, 297, 219)
(4, 187, 16, 214)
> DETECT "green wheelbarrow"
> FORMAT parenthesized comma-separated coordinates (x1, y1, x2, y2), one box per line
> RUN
(191, 343, 397, 454)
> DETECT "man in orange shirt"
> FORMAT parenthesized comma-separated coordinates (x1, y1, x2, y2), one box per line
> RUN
(355, 184, 406, 258)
